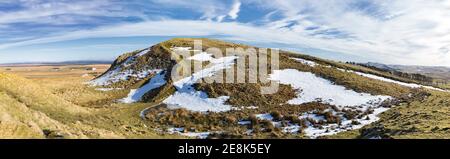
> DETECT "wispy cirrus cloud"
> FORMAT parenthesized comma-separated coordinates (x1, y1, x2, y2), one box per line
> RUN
(0, 0, 123, 24)
(0, 0, 449, 66)
(246, 0, 450, 66)
(0, 19, 434, 64)
(148, 0, 242, 22)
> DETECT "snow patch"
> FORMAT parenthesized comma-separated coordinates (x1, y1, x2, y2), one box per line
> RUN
(165, 91, 232, 112)
(89, 67, 123, 86)
(231, 106, 258, 111)
(171, 55, 237, 89)
(255, 113, 274, 121)
(171, 47, 192, 51)
(188, 52, 214, 62)
(265, 69, 394, 138)
(95, 88, 122, 91)
(90, 67, 162, 86)
(180, 132, 211, 139)
(167, 127, 211, 139)
(120, 71, 166, 103)
(290, 57, 317, 67)
(136, 48, 150, 57)
(269, 69, 391, 108)
(167, 127, 185, 133)
(302, 107, 389, 138)
(88, 48, 157, 86)
(269, 106, 391, 138)
(238, 120, 251, 125)
(299, 113, 326, 122)
(163, 51, 238, 112)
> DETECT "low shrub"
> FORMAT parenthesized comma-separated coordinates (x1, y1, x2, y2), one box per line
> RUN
(270, 111, 283, 121)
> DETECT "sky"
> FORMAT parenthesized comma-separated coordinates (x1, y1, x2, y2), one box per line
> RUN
(0, 0, 450, 66)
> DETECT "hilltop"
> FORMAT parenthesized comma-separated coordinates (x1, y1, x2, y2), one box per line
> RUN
(90, 38, 449, 139)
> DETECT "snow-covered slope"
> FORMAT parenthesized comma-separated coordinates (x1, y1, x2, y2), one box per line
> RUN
(163, 48, 238, 112)
(269, 69, 390, 108)
(263, 69, 391, 138)
(89, 46, 173, 88)
(91, 38, 439, 138)
(290, 57, 317, 67)
(90, 49, 152, 86)
(120, 70, 166, 103)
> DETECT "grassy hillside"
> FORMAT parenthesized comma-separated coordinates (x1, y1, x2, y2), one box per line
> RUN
(132, 38, 427, 138)
(0, 73, 89, 138)
(96, 38, 446, 139)
(0, 72, 181, 139)
(329, 90, 450, 139)
(1, 38, 449, 139)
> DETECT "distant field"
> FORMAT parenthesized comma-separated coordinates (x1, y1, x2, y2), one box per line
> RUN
(0, 64, 110, 79)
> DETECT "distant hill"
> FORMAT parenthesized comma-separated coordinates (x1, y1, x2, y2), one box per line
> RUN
(359, 62, 450, 81)
(390, 65, 450, 81)
(363, 62, 396, 71)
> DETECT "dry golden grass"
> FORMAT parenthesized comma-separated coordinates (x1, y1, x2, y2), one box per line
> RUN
(1, 38, 449, 139)
(0, 66, 180, 139)
(0, 64, 109, 79)
(326, 89, 450, 139)
(374, 91, 450, 139)
(0, 73, 89, 115)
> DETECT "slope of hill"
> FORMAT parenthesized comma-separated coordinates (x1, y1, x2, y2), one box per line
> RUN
(0, 73, 90, 138)
(1, 62, 193, 139)
(0, 72, 163, 139)
(90, 38, 449, 138)
(1, 38, 447, 139)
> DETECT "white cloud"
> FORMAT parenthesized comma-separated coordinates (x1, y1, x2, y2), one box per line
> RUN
(0, 0, 122, 25)
(1, 0, 450, 66)
(228, 0, 241, 19)
(2, 19, 448, 66)
(149, 0, 229, 22)
(149, 0, 241, 22)
(246, 0, 450, 66)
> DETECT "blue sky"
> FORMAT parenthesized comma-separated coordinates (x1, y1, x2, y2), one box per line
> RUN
(0, 0, 449, 66)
